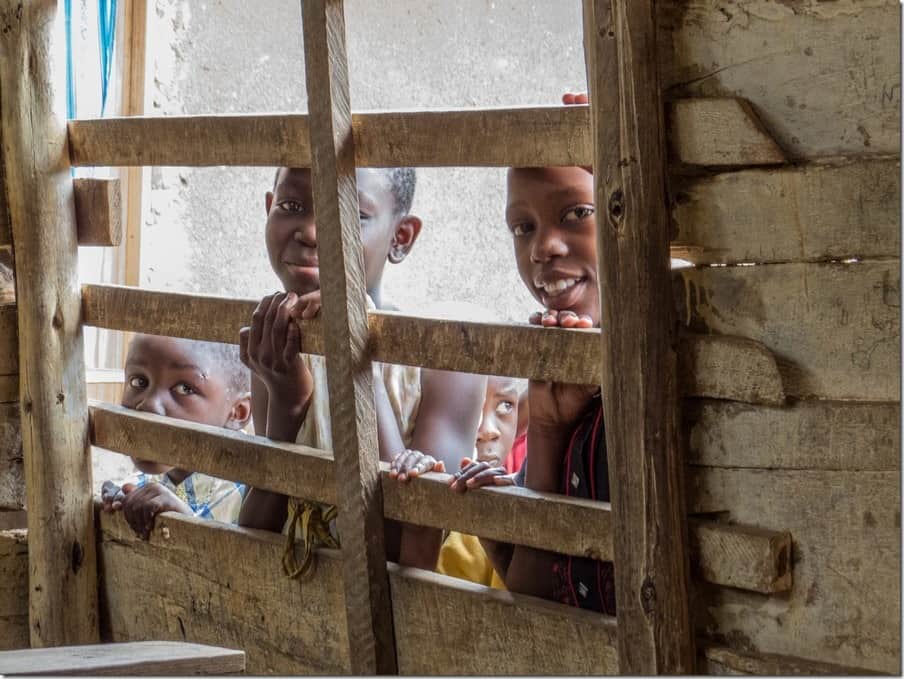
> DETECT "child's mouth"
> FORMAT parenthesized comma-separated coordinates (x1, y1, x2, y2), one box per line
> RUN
(534, 276, 588, 307)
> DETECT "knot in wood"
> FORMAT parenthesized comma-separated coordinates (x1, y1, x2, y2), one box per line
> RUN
(607, 188, 625, 225)
(52, 308, 64, 330)
(71, 540, 84, 574)
(640, 576, 656, 615)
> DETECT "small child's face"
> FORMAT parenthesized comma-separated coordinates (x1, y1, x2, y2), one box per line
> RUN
(266, 168, 409, 296)
(475, 376, 520, 466)
(121, 335, 239, 475)
(506, 167, 600, 324)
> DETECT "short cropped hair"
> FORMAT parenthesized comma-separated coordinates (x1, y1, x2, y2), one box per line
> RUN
(273, 166, 416, 215)
(195, 340, 250, 397)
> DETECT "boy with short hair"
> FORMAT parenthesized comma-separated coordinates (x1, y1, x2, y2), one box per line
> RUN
(100, 334, 252, 539)
(238, 166, 486, 571)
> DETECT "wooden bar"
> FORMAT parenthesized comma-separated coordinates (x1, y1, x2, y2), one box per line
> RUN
(0, 0, 98, 646)
(584, 0, 694, 672)
(88, 401, 336, 505)
(302, 0, 396, 673)
(73, 178, 122, 246)
(68, 99, 784, 170)
(699, 643, 884, 676)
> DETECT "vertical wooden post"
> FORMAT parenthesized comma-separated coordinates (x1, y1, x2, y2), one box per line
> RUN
(0, 0, 99, 646)
(300, 0, 397, 674)
(582, 0, 694, 673)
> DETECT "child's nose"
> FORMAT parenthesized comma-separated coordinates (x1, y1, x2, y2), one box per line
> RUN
(530, 225, 568, 263)
(477, 418, 501, 441)
(293, 218, 317, 248)
(135, 392, 166, 417)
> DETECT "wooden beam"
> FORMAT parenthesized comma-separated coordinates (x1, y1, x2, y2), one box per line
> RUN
(0, 304, 18, 375)
(82, 283, 788, 403)
(88, 401, 336, 505)
(0, 641, 245, 676)
(699, 643, 885, 676)
(301, 0, 396, 673)
(73, 178, 122, 246)
(0, 403, 23, 511)
(0, 0, 98, 645)
(584, 0, 694, 672)
(67, 99, 790, 170)
(0, 529, 27, 651)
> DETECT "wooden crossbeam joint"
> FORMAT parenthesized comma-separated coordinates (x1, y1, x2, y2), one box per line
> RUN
(73, 177, 122, 247)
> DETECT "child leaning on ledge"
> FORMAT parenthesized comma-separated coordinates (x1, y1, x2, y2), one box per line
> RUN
(101, 334, 252, 539)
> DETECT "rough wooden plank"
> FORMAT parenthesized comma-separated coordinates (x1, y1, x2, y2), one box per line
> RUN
(0, 403, 23, 511)
(98, 510, 350, 674)
(73, 177, 122, 247)
(672, 158, 901, 265)
(689, 519, 791, 594)
(689, 467, 900, 674)
(677, 260, 901, 401)
(0, 0, 98, 645)
(685, 400, 900, 472)
(700, 643, 885, 676)
(0, 529, 27, 651)
(302, 0, 396, 673)
(670, 98, 786, 168)
(0, 304, 18, 375)
(390, 564, 619, 675)
(0, 641, 244, 676)
(659, 1, 901, 159)
(89, 400, 336, 505)
(678, 334, 784, 406)
(584, 0, 694, 671)
(0, 375, 18, 403)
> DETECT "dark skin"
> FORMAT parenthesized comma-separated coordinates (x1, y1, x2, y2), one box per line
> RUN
(239, 167, 485, 570)
(100, 335, 251, 539)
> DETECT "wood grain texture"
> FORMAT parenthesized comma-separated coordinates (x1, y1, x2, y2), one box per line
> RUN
(659, 0, 901, 160)
(83, 283, 788, 403)
(0, 529, 27, 651)
(0, 404, 23, 511)
(584, 0, 694, 671)
(677, 260, 901, 401)
(0, 304, 18, 375)
(0, 0, 98, 645)
(686, 400, 900, 472)
(0, 641, 245, 676)
(0, 375, 18, 403)
(672, 157, 901, 265)
(69, 99, 793, 170)
(98, 510, 351, 674)
(689, 467, 900, 674)
(73, 178, 122, 246)
(389, 564, 619, 675)
(301, 0, 396, 673)
(669, 98, 786, 167)
(699, 643, 885, 676)
(89, 400, 336, 505)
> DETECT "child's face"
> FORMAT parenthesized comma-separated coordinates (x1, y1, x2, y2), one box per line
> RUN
(475, 376, 520, 466)
(265, 167, 417, 297)
(121, 335, 246, 475)
(506, 167, 600, 324)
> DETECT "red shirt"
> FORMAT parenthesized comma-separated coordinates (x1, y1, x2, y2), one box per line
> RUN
(504, 432, 527, 474)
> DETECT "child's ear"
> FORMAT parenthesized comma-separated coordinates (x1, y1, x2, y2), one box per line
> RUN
(388, 215, 422, 264)
(225, 392, 252, 431)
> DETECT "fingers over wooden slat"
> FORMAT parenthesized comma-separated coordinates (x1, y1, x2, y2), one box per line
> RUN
(88, 400, 336, 505)
(73, 178, 122, 246)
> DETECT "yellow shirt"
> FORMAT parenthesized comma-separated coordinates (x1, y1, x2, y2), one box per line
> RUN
(437, 531, 506, 589)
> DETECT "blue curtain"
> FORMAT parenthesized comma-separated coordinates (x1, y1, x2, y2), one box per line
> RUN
(98, 0, 117, 115)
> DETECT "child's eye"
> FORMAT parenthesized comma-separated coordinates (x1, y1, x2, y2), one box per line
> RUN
(276, 200, 307, 214)
(495, 400, 514, 415)
(562, 205, 595, 222)
(172, 383, 196, 396)
(510, 223, 534, 237)
(128, 375, 148, 389)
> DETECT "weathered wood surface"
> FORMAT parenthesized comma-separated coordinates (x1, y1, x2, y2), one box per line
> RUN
(0, 304, 18, 375)
(689, 467, 900, 674)
(69, 99, 789, 170)
(0, 375, 18, 403)
(389, 564, 619, 675)
(678, 260, 900, 401)
(688, 519, 790, 594)
(659, 0, 901, 159)
(0, 529, 27, 651)
(89, 401, 336, 505)
(0, 0, 98, 645)
(584, 0, 694, 671)
(699, 643, 885, 676)
(672, 158, 901, 265)
(98, 510, 351, 674)
(669, 98, 786, 168)
(0, 641, 245, 676)
(73, 177, 122, 247)
(302, 0, 396, 673)
(0, 404, 23, 511)
(686, 400, 900, 472)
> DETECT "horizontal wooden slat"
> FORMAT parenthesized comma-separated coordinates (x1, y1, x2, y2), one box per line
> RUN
(73, 177, 122, 247)
(699, 643, 884, 676)
(69, 100, 788, 170)
(0, 529, 27, 651)
(673, 158, 900, 265)
(89, 401, 336, 505)
(0, 641, 245, 676)
(381, 467, 612, 561)
(389, 564, 619, 675)
(82, 283, 786, 402)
